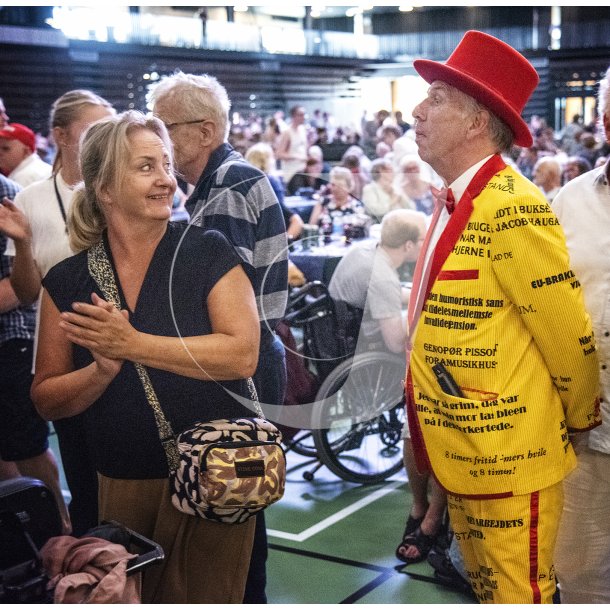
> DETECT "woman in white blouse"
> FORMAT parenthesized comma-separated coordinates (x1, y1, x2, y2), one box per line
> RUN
(0, 89, 114, 535)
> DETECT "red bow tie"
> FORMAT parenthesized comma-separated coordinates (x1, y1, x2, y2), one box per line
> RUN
(431, 186, 456, 214)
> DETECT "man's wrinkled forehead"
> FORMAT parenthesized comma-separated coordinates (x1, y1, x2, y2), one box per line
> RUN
(428, 80, 458, 97)
(427, 80, 474, 112)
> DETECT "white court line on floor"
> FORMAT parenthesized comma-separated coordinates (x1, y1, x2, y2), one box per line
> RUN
(267, 480, 404, 542)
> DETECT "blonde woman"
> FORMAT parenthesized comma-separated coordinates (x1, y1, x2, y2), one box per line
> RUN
(396, 154, 434, 215)
(362, 158, 413, 222)
(246, 142, 304, 241)
(32, 110, 260, 603)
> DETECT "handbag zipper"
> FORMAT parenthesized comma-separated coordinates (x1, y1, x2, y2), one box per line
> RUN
(197, 440, 285, 471)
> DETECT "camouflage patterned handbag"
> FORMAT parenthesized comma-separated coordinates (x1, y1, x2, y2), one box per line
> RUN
(171, 408, 286, 524)
(87, 242, 286, 524)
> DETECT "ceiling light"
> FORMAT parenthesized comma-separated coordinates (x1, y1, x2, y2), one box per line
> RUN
(234, 3, 249, 13)
(399, 6, 414, 12)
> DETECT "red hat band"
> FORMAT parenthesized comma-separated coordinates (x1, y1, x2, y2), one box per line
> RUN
(413, 30, 539, 147)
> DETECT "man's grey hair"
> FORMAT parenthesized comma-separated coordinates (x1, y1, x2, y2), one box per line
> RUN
(147, 71, 231, 141)
(445, 82, 514, 153)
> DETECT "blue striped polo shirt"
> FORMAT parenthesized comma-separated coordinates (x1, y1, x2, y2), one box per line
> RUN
(185, 143, 288, 331)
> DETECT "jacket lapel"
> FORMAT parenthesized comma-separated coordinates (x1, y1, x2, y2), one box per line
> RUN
(424, 154, 507, 296)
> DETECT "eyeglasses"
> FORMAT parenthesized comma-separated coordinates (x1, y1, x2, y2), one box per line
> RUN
(163, 118, 207, 130)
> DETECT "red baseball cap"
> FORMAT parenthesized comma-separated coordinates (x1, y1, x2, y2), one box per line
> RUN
(0, 123, 36, 153)
(413, 30, 539, 148)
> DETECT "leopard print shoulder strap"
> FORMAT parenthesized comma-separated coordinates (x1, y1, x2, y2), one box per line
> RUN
(88, 240, 180, 470)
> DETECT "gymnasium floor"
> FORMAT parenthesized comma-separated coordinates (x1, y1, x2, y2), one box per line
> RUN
(264, 447, 473, 605)
(51, 428, 473, 604)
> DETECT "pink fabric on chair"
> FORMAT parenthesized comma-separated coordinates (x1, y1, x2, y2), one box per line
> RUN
(40, 535, 141, 603)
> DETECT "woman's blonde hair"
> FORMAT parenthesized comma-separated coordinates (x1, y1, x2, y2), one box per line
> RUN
(245, 142, 275, 173)
(49, 89, 113, 175)
(68, 110, 172, 252)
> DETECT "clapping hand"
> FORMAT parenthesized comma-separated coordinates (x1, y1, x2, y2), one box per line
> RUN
(0, 197, 32, 243)
(59, 292, 136, 376)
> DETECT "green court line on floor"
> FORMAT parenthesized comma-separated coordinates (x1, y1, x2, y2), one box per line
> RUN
(267, 479, 404, 542)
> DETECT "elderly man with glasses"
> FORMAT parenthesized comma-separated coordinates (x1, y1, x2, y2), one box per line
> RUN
(148, 72, 288, 605)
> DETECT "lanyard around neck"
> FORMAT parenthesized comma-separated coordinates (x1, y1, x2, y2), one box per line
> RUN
(53, 174, 68, 233)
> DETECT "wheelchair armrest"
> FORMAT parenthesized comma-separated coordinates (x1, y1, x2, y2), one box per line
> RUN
(284, 281, 335, 325)
(287, 281, 328, 306)
(283, 294, 333, 326)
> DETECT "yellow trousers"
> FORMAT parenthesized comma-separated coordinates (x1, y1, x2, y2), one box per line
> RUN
(447, 481, 563, 604)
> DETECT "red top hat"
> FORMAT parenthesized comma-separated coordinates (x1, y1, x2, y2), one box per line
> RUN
(413, 30, 538, 148)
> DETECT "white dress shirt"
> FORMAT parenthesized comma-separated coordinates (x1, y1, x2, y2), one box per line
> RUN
(9, 153, 52, 187)
(552, 161, 610, 454)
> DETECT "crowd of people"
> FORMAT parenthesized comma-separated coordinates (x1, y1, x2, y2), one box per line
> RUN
(224, 94, 610, 233)
(0, 27, 608, 604)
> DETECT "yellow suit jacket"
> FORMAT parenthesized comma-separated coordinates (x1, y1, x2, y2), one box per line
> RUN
(407, 155, 600, 498)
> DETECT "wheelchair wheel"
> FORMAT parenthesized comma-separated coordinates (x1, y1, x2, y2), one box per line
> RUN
(287, 430, 318, 457)
(311, 351, 406, 484)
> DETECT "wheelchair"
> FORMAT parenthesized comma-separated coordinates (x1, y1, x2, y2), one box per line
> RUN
(280, 281, 406, 484)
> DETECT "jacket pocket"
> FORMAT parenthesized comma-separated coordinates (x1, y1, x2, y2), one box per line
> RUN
(437, 269, 479, 281)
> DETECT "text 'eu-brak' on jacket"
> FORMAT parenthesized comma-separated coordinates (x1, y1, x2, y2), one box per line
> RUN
(406, 155, 601, 499)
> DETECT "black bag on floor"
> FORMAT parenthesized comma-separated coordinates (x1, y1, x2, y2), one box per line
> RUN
(0, 477, 61, 603)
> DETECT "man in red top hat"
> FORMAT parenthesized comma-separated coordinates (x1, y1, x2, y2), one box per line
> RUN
(404, 31, 600, 603)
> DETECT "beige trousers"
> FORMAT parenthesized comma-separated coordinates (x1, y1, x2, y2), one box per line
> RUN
(98, 474, 255, 604)
(554, 444, 610, 603)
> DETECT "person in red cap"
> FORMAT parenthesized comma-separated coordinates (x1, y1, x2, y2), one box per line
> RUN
(404, 30, 600, 603)
(0, 122, 51, 187)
